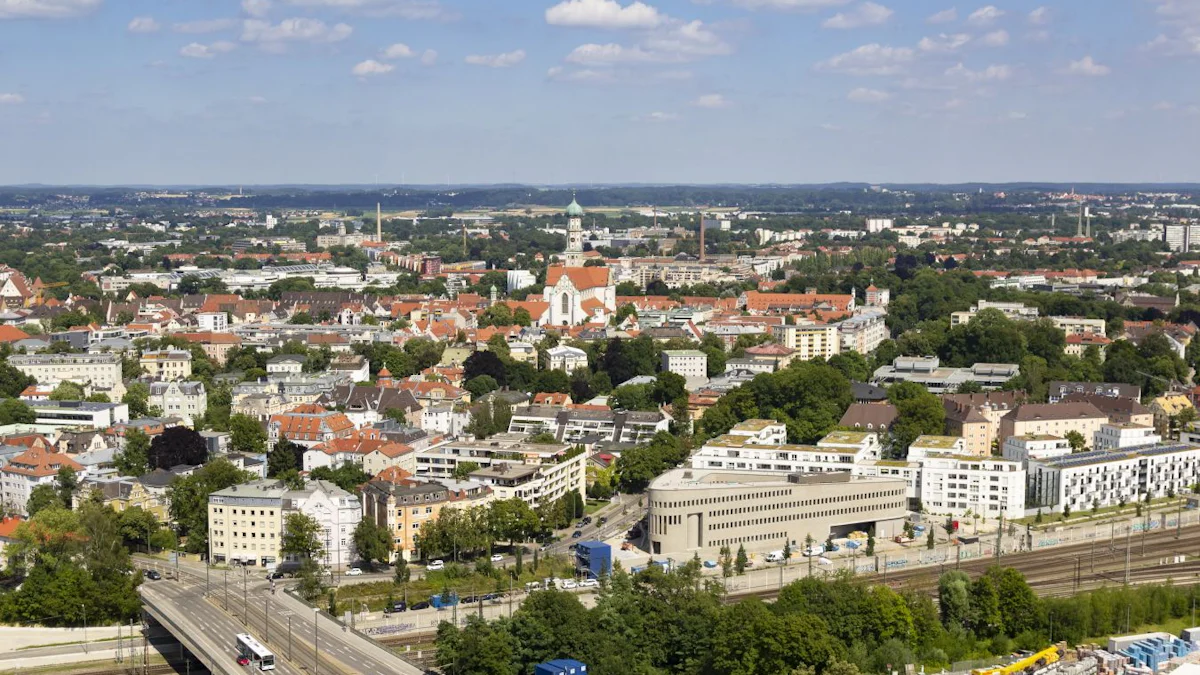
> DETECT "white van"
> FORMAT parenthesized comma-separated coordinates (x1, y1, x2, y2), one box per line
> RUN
(803, 544, 825, 557)
(764, 550, 786, 563)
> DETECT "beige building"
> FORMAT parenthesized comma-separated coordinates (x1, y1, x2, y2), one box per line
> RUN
(646, 469, 906, 556)
(772, 321, 840, 361)
(207, 480, 287, 567)
(140, 349, 193, 381)
(997, 402, 1108, 448)
(943, 391, 1025, 456)
(8, 353, 122, 390)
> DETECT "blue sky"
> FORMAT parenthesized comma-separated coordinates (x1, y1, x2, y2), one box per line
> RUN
(0, 0, 1197, 185)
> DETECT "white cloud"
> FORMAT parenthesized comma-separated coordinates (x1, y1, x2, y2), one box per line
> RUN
(639, 111, 679, 121)
(547, 66, 617, 83)
(241, 18, 353, 48)
(819, 122, 843, 131)
(917, 33, 970, 53)
(980, 29, 1009, 46)
(545, 0, 663, 29)
(352, 59, 394, 76)
(567, 43, 651, 64)
(173, 19, 239, 34)
(420, 48, 438, 65)
(1153, 101, 1174, 111)
(816, 43, 914, 75)
(282, 0, 454, 20)
(127, 16, 160, 33)
(944, 62, 1011, 82)
(249, 95, 269, 104)
(822, 2, 892, 29)
(243, 0, 272, 17)
(731, 0, 851, 11)
(179, 41, 238, 58)
(846, 87, 889, 103)
(1027, 6, 1049, 24)
(926, 7, 956, 23)
(944, 97, 966, 109)
(1006, 110, 1027, 120)
(0, 0, 99, 19)
(381, 43, 414, 58)
(1064, 55, 1110, 76)
(642, 19, 732, 59)
(692, 93, 730, 108)
(0, 93, 25, 104)
(966, 5, 1004, 25)
(465, 49, 526, 68)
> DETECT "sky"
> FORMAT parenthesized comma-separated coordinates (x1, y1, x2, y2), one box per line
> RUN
(0, 0, 1198, 186)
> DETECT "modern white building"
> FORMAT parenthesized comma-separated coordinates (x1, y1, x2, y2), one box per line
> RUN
(873, 356, 1020, 394)
(1001, 434, 1072, 465)
(689, 422, 881, 474)
(506, 270, 537, 293)
(661, 350, 708, 382)
(546, 346, 589, 373)
(838, 311, 888, 355)
(29, 401, 130, 429)
(773, 321, 841, 361)
(507, 406, 670, 444)
(865, 218, 894, 233)
(1093, 423, 1161, 451)
(8, 353, 122, 390)
(415, 433, 586, 508)
(950, 300, 1040, 326)
(1027, 443, 1200, 513)
(197, 312, 229, 333)
(1051, 316, 1107, 337)
(915, 453, 1025, 519)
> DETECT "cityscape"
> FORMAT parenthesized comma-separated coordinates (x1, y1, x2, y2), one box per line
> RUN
(4, 1, 1200, 675)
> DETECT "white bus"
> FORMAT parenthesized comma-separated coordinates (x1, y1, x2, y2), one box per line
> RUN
(236, 633, 275, 671)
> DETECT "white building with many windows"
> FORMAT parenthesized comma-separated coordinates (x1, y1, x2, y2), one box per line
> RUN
(415, 433, 586, 508)
(773, 321, 841, 361)
(838, 311, 888, 355)
(546, 346, 589, 373)
(1027, 443, 1200, 513)
(661, 350, 708, 382)
(913, 454, 1025, 519)
(1001, 434, 1072, 465)
(149, 381, 207, 426)
(8, 353, 122, 390)
(140, 349, 193, 381)
(1093, 423, 1161, 451)
(689, 422, 881, 474)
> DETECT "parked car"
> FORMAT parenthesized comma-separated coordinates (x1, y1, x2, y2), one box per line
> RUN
(383, 602, 407, 614)
(490, 553, 503, 563)
(579, 579, 599, 589)
(144, 570, 161, 581)
(560, 580, 578, 590)
(571, 530, 583, 539)
(266, 571, 285, 580)
(410, 601, 430, 610)
(581, 516, 592, 525)
(597, 517, 607, 526)
(346, 567, 363, 576)
(426, 560, 445, 571)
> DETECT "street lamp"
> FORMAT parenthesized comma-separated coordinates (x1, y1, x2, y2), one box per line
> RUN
(80, 604, 88, 654)
(313, 607, 320, 675)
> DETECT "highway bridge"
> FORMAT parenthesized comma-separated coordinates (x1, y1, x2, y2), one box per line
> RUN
(138, 561, 425, 675)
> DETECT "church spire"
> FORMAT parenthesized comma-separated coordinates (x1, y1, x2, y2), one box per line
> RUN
(565, 191, 585, 267)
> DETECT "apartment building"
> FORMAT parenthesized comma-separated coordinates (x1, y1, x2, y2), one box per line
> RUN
(1049, 381, 1141, 403)
(943, 391, 1025, 456)
(772, 321, 841, 361)
(29, 400, 130, 429)
(1027, 443, 1200, 513)
(1051, 316, 1108, 337)
(8, 353, 122, 390)
(646, 469, 906, 556)
(507, 405, 670, 444)
(873, 357, 1020, 394)
(1, 446, 84, 515)
(1001, 435, 1072, 465)
(1093, 423, 1161, 451)
(197, 312, 229, 333)
(546, 346, 589, 372)
(838, 312, 888, 355)
(267, 405, 356, 449)
(689, 426, 881, 474)
(415, 433, 586, 508)
(149, 381, 207, 425)
(140, 349, 193, 381)
(997, 402, 1108, 447)
(913, 453, 1025, 519)
(361, 479, 449, 561)
(950, 300, 1040, 326)
(288, 480, 362, 569)
(661, 350, 708, 380)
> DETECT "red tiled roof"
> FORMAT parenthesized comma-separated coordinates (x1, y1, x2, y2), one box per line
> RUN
(3, 446, 83, 478)
(0, 325, 30, 343)
(545, 266, 611, 291)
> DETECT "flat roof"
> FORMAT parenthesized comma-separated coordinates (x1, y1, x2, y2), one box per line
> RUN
(730, 419, 780, 432)
(911, 435, 962, 449)
(650, 467, 903, 491)
(820, 431, 872, 445)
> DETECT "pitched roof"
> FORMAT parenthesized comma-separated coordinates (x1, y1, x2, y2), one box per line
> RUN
(3, 446, 83, 478)
(1007, 402, 1106, 422)
(546, 265, 611, 291)
(838, 403, 898, 429)
(0, 325, 30, 343)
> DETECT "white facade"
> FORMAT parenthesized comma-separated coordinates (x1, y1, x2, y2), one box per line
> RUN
(266, 356, 305, 375)
(917, 454, 1026, 519)
(9, 353, 122, 390)
(149, 381, 207, 426)
(690, 424, 881, 474)
(416, 434, 586, 508)
(507, 270, 537, 293)
(31, 401, 130, 429)
(865, 218, 894, 233)
(546, 346, 589, 372)
(839, 312, 888, 354)
(1093, 423, 1161, 451)
(1051, 315, 1107, 337)
(1002, 435, 1072, 465)
(950, 301, 1040, 326)
(1028, 444, 1200, 513)
(289, 480, 362, 570)
(661, 350, 708, 381)
(197, 312, 229, 332)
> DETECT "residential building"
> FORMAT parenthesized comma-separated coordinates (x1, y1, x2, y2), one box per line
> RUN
(507, 406, 670, 444)
(950, 300, 1040, 326)
(906, 435, 966, 458)
(661, 350, 708, 383)
(943, 391, 1026, 456)
(28, 400, 130, 429)
(1027, 443, 1200, 513)
(266, 355, 306, 375)
(329, 355, 369, 383)
(416, 433, 586, 508)
(1064, 333, 1111, 358)
(1051, 315, 1108, 337)
(838, 403, 898, 433)
(1060, 393, 1153, 427)
(1094, 423, 1161, 451)
(914, 453, 1025, 519)
(1002, 435, 1072, 465)
(361, 478, 451, 561)
(287, 479, 362, 570)
(1, 446, 84, 515)
(646, 469, 906, 556)
(772, 321, 841, 360)
(197, 312, 229, 333)
(998, 402, 1108, 448)
(1150, 394, 1195, 435)
(689, 424, 881, 474)
(873, 357, 1020, 394)
(740, 343, 796, 372)
(267, 405, 356, 449)
(838, 312, 888, 355)
(207, 480, 287, 567)
(74, 477, 168, 521)
(149, 381, 207, 426)
(316, 385, 422, 428)
(1049, 381, 1140, 403)
(8, 353, 122, 390)
(140, 349, 193, 381)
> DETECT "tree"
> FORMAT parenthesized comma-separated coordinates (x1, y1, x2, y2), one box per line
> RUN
(56, 467, 78, 510)
(453, 461, 482, 480)
(116, 428, 151, 477)
(465, 375, 499, 399)
(352, 519, 392, 571)
(735, 544, 748, 574)
(926, 528, 935, 550)
(121, 382, 155, 419)
(48, 381, 85, 401)
(229, 414, 267, 455)
(26, 484, 60, 517)
(866, 531, 876, 557)
(889, 382, 946, 456)
(0, 360, 36, 398)
(267, 439, 304, 477)
(281, 512, 325, 561)
(1065, 430, 1088, 453)
(720, 544, 733, 578)
(148, 426, 209, 470)
(167, 459, 254, 553)
(465, 351, 508, 388)
(0, 398, 35, 425)
(307, 463, 371, 494)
